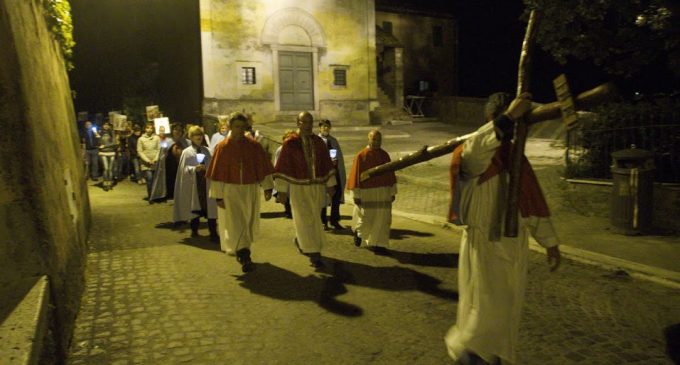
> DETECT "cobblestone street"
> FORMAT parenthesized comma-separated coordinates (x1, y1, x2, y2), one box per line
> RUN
(67, 182, 680, 364)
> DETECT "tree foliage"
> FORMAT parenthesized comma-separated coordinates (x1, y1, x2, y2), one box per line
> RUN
(523, 0, 679, 79)
(43, 0, 75, 70)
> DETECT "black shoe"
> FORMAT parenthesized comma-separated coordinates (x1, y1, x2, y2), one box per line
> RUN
(352, 231, 361, 247)
(372, 246, 391, 256)
(236, 249, 254, 273)
(241, 261, 254, 273)
(191, 230, 199, 238)
(309, 253, 324, 268)
(331, 222, 344, 231)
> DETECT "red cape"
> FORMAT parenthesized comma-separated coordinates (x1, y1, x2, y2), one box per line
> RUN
(448, 142, 550, 223)
(274, 133, 335, 184)
(206, 136, 274, 184)
(346, 147, 396, 189)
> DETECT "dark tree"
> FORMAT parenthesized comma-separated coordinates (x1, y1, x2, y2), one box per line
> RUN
(523, 0, 679, 85)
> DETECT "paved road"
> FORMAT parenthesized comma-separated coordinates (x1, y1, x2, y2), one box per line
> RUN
(68, 182, 680, 364)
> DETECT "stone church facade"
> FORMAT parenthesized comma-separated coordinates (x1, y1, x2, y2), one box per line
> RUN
(199, 0, 456, 125)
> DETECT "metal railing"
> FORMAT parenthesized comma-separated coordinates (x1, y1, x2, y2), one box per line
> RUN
(566, 124, 680, 183)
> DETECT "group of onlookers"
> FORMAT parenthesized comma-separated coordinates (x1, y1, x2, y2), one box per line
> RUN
(80, 119, 143, 191)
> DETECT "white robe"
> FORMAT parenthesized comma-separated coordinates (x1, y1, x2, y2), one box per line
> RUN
(445, 121, 558, 365)
(208, 176, 274, 254)
(275, 176, 337, 253)
(351, 185, 396, 247)
(173, 145, 217, 223)
(209, 132, 226, 154)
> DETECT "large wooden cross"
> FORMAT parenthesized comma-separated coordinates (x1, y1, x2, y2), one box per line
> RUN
(360, 10, 616, 237)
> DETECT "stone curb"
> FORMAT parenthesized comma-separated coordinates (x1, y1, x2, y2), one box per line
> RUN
(390, 208, 680, 289)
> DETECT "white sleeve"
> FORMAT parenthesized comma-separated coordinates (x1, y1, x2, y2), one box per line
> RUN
(260, 174, 274, 191)
(461, 121, 502, 177)
(209, 181, 225, 199)
(275, 178, 290, 194)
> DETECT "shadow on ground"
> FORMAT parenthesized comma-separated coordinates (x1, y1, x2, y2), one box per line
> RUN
(390, 228, 434, 240)
(237, 258, 457, 317)
(388, 251, 459, 268)
(178, 236, 222, 252)
(260, 211, 288, 219)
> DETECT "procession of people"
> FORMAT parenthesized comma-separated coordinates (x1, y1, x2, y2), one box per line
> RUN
(79, 95, 561, 364)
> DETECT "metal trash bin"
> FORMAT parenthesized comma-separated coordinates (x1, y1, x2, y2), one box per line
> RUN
(610, 145, 655, 234)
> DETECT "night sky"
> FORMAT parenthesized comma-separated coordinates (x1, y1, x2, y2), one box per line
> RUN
(68, 0, 670, 123)
(69, 0, 202, 123)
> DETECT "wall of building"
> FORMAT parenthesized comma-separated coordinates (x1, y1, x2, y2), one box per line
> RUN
(428, 96, 485, 127)
(0, 0, 90, 358)
(375, 10, 457, 98)
(200, 0, 378, 125)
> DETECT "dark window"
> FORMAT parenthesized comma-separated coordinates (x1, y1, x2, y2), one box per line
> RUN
(382, 21, 393, 35)
(333, 69, 347, 86)
(241, 67, 256, 84)
(433, 25, 443, 47)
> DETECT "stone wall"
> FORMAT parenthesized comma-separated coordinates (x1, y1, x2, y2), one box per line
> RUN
(564, 181, 680, 232)
(428, 95, 485, 126)
(375, 11, 457, 97)
(0, 0, 89, 359)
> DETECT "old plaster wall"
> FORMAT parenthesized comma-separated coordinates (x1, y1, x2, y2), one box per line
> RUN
(200, 0, 377, 125)
(429, 95, 486, 126)
(375, 11, 457, 97)
(0, 0, 90, 357)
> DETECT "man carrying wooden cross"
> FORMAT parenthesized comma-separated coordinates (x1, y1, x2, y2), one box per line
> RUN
(444, 92, 561, 365)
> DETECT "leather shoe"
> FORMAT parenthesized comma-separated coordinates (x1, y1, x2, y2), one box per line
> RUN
(309, 253, 324, 268)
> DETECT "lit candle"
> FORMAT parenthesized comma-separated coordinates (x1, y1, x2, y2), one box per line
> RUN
(196, 153, 205, 164)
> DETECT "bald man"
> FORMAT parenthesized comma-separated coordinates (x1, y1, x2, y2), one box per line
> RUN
(346, 130, 397, 255)
(274, 112, 337, 268)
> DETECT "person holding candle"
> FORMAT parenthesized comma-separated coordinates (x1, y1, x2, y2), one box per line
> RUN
(173, 126, 218, 240)
(206, 112, 275, 273)
(317, 119, 346, 231)
(80, 120, 101, 181)
(150, 123, 188, 202)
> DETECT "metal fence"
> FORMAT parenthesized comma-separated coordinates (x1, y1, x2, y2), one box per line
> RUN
(565, 124, 680, 183)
